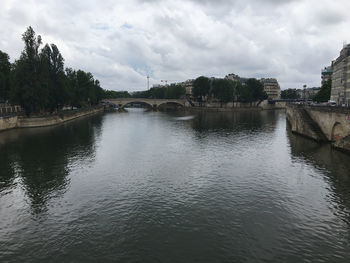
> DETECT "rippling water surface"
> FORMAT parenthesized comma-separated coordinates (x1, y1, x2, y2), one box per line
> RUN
(1, 108, 350, 262)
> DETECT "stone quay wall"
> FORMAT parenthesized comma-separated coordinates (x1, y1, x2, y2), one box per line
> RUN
(286, 104, 350, 153)
(0, 106, 104, 132)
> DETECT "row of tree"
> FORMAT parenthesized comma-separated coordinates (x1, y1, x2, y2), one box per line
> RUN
(0, 26, 269, 112)
(0, 27, 105, 115)
(281, 79, 332, 102)
(130, 84, 186, 99)
(103, 76, 268, 104)
(192, 76, 267, 103)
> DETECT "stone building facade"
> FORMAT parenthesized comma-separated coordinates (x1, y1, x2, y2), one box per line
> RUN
(331, 44, 350, 105)
(224, 73, 248, 84)
(296, 87, 321, 100)
(178, 79, 194, 96)
(260, 78, 281, 100)
(321, 65, 333, 85)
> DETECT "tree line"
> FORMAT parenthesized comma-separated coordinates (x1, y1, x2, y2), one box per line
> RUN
(0, 26, 270, 112)
(103, 76, 268, 104)
(192, 76, 267, 103)
(281, 79, 331, 102)
(0, 27, 105, 115)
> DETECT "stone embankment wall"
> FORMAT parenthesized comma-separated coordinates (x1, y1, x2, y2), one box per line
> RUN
(191, 100, 286, 110)
(260, 101, 286, 110)
(0, 116, 18, 131)
(286, 104, 350, 152)
(0, 107, 104, 132)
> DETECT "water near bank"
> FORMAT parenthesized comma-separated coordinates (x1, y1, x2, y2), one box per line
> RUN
(1, 109, 350, 262)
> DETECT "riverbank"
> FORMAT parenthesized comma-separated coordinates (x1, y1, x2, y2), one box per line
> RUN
(0, 106, 104, 132)
(187, 100, 286, 112)
(286, 104, 350, 154)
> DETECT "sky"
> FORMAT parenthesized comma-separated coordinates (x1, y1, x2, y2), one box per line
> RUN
(1, 0, 350, 92)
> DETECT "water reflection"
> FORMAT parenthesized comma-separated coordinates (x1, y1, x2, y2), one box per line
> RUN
(1, 109, 350, 262)
(287, 127, 350, 227)
(0, 115, 103, 213)
(188, 109, 281, 133)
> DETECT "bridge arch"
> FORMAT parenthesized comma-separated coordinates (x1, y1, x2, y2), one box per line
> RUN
(157, 101, 184, 110)
(120, 100, 154, 109)
(331, 122, 345, 141)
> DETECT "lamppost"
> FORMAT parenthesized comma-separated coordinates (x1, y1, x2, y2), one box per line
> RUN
(147, 75, 150, 90)
(303, 84, 307, 104)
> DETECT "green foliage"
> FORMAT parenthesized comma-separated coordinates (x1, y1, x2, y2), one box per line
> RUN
(129, 84, 185, 100)
(10, 26, 45, 114)
(192, 76, 210, 97)
(211, 79, 234, 103)
(103, 90, 131, 99)
(281, 88, 300, 100)
(313, 79, 331, 102)
(5, 26, 104, 115)
(131, 90, 151, 98)
(0, 50, 11, 101)
(164, 84, 186, 99)
(238, 78, 267, 102)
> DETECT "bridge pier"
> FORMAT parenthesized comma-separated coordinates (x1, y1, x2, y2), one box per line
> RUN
(286, 104, 350, 153)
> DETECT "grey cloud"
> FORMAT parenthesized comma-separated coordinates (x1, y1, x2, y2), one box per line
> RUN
(0, 0, 349, 91)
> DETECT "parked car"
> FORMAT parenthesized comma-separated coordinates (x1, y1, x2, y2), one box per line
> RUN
(327, 100, 337, 106)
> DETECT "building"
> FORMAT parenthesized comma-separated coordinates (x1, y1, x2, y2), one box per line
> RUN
(224, 73, 248, 84)
(260, 78, 281, 100)
(178, 79, 194, 96)
(321, 65, 333, 85)
(330, 44, 350, 105)
(296, 87, 321, 100)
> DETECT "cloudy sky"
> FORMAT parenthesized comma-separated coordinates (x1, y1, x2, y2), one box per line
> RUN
(1, 0, 349, 91)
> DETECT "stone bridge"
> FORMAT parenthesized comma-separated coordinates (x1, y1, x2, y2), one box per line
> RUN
(103, 98, 188, 110)
(286, 104, 350, 152)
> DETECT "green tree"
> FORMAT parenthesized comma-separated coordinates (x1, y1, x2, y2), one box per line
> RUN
(165, 84, 186, 99)
(150, 86, 166, 99)
(11, 26, 46, 115)
(102, 90, 130, 99)
(313, 79, 331, 102)
(211, 79, 234, 106)
(192, 76, 210, 98)
(238, 78, 267, 102)
(0, 50, 11, 101)
(40, 43, 67, 112)
(281, 88, 300, 99)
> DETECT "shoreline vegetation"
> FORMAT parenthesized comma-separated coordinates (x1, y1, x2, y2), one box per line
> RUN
(0, 26, 284, 133)
(1, 26, 275, 119)
(0, 26, 110, 116)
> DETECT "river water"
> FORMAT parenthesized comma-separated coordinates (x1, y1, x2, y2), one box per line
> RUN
(0, 108, 350, 262)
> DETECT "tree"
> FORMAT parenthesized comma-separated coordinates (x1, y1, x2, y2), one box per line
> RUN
(238, 78, 267, 102)
(102, 90, 130, 99)
(11, 26, 45, 114)
(313, 79, 331, 102)
(2, 26, 104, 114)
(40, 43, 67, 112)
(281, 88, 300, 100)
(211, 79, 234, 106)
(192, 76, 210, 98)
(165, 84, 186, 99)
(0, 50, 11, 102)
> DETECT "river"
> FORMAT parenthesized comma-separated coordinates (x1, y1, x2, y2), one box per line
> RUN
(1, 108, 350, 262)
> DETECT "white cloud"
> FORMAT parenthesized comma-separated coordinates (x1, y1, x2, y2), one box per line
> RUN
(1, 0, 350, 91)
